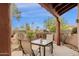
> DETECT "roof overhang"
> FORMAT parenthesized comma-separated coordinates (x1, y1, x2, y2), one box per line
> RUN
(39, 3, 77, 16)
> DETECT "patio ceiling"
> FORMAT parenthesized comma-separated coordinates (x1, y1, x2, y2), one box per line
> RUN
(40, 3, 77, 16)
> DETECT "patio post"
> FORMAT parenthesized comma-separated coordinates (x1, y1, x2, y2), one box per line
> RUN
(77, 3, 79, 50)
(55, 17, 61, 45)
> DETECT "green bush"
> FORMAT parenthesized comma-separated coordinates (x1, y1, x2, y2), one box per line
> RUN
(71, 27, 77, 34)
(27, 30, 35, 40)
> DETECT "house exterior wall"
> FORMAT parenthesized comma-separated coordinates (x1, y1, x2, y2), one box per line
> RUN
(0, 3, 11, 56)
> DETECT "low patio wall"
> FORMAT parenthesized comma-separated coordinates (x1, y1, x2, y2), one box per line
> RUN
(54, 32, 78, 48)
(65, 34, 78, 48)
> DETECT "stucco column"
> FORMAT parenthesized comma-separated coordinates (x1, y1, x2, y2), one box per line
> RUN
(77, 3, 79, 50)
(56, 17, 61, 45)
(77, 23, 79, 50)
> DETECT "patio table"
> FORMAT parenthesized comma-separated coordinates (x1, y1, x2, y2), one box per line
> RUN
(31, 39, 53, 56)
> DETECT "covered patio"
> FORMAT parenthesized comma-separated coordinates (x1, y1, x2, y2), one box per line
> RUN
(0, 3, 79, 56)
(11, 3, 79, 56)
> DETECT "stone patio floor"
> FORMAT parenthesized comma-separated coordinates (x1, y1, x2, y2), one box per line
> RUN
(11, 43, 79, 56)
(53, 44, 79, 56)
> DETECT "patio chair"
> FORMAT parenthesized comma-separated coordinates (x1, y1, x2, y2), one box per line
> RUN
(46, 33, 53, 41)
(16, 32, 39, 56)
(11, 32, 21, 52)
(46, 33, 53, 53)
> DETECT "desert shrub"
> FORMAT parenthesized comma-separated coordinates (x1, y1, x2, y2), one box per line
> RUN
(26, 30, 36, 41)
(71, 27, 77, 34)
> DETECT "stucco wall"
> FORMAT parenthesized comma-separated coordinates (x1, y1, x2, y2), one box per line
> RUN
(65, 34, 78, 48)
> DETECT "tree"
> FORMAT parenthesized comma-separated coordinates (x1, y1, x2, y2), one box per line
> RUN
(12, 4, 21, 20)
(60, 18, 70, 31)
(44, 18, 70, 32)
(25, 23, 35, 41)
(25, 23, 31, 31)
(20, 25, 25, 30)
(44, 18, 56, 32)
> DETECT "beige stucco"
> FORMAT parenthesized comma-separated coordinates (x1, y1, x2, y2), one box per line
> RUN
(65, 34, 78, 48)
(77, 23, 79, 49)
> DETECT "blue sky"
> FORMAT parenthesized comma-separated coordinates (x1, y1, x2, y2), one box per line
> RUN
(61, 6, 77, 26)
(12, 3, 77, 29)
